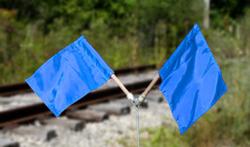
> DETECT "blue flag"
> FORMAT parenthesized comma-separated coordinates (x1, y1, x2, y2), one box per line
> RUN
(26, 36, 114, 117)
(159, 24, 227, 134)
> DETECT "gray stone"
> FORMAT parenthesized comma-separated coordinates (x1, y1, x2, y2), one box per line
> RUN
(89, 102, 130, 115)
(146, 91, 164, 103)
(0, 138, 19, 147)
(41, 118, 85, 132)
(10, 126, 57, 141)
(112, 99, 132, 107)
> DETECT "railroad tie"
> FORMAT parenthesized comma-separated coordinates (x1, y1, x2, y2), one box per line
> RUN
(67, 109, 108, 122)
(0, 98, 11, 105)
(138, 100, 148, 108)
(41, 118, 85, 132)
(89, 102, 130, 115)
(112, 98, 148, 109)
(0, 138, 19, 147)
(146, 91, 164, 103)
(9, 126, 57, 142)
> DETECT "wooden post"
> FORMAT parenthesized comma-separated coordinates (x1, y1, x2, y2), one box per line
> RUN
(203, 0, 210, 29)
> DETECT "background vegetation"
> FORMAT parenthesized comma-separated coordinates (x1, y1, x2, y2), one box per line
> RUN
(0, 0, 249, 146)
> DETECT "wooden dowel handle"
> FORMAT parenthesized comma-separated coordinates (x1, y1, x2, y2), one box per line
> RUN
(111, 74, 134, 100)
(139, 74, 160, 102)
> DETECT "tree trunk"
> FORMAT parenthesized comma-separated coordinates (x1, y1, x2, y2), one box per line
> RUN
(203, 0, 210, 29)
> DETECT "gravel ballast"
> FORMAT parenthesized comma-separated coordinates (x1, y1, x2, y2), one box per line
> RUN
(1, 90, 175, 147)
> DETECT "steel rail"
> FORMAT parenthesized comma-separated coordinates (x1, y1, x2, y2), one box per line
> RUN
(0, 65, 155, 97)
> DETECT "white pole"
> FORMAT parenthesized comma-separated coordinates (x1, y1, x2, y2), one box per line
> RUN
(111, 74, 135, 101)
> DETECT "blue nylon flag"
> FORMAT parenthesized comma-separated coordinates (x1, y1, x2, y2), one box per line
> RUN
(159, 24, 227, 134)
(26, 36, 114, 117)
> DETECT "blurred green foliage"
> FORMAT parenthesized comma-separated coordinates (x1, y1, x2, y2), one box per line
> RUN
(0, 0, 249, 84)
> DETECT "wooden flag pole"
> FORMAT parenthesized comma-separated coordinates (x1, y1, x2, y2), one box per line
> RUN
(138, 74, 160, 103)
(111, 74, 135, 101)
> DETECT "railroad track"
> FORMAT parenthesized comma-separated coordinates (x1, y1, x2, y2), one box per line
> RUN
(0, 80, 160, 129)
(0, 65, 160, 129)
(0, 65, 166, 147)
(0, 65, 156, 97)
(0, 88, 165, 147)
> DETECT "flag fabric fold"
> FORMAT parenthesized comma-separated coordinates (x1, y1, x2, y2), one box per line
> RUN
(159, 24, 227, 134)
(26, 36, 113, 117)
